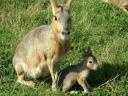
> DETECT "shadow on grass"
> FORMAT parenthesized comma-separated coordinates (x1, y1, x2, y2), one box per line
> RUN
(88, 62, 128, 87)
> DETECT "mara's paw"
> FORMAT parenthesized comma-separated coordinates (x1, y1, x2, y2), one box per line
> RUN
(83, 90, 89, 94)
(26, 81, 35, 87)
(70, 91, 79, 94)
(52, 84, 57, 91)
(17, 80, 35, 87)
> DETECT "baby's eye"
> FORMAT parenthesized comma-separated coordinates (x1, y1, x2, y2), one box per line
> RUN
(89, 61, 92, 63)
(54, 16, 57, 21)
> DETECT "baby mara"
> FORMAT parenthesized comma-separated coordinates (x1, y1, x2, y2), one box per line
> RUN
(58, 47, 98, 93)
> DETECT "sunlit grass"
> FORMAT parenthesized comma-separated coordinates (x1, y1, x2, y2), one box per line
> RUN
(0, 0, 128, 95)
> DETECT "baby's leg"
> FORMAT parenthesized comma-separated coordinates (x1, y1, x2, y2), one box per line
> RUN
(77, 78, 88, 93)
(85, 80, 90, 89)
(62, 79, 75, 92)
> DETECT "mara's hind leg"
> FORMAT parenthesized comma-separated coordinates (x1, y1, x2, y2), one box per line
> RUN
(15, 64, 35, 87)
(62, 79, 75, 93)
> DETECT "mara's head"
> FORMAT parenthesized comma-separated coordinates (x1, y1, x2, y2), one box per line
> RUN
(50, 0, 74, 40)
(83, 47, 98, 70)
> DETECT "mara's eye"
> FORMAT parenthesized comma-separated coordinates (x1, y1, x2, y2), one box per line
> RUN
(54, 16, 57, 21)
(89, 61, 92, 63)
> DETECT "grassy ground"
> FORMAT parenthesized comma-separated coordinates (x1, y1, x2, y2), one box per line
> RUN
(0, 0, 128, 96)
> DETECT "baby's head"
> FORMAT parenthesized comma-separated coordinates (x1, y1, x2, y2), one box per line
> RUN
(83, 47, 98, 70)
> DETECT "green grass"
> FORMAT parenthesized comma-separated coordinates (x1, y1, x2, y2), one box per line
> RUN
(0, 0, 128, 95)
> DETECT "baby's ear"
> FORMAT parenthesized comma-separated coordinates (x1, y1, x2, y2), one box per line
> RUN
(86, 46, 92, 56)
(82, 46, 92, 57)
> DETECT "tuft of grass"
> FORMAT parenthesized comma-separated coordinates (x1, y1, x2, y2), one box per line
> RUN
(0, 0, 128, 95)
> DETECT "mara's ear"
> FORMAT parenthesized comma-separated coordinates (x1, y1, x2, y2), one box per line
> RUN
(65, 0, 74, 10)
(50, 0, 58, 15)
(86, 46, 93, 56)
(82, 47, 92, 58)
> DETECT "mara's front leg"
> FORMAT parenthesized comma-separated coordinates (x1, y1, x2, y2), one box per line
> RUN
(47, 58, 59, 91)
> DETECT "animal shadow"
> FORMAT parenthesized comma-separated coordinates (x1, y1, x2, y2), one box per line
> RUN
(88, 62, 128, 87)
